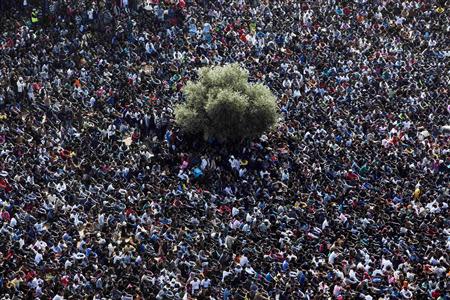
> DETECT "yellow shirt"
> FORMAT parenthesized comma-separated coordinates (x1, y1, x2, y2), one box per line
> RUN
(31, 12, 39, 23)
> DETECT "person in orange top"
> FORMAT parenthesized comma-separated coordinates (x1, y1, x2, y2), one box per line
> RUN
(73, 78, 81, 88)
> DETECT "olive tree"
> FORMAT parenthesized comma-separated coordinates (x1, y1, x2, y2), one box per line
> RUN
(175, 64, 278, 142)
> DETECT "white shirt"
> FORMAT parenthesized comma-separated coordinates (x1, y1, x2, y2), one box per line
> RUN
(201, 278, 211, 288)
(34, 240, 47, 250)
(200, 158, 208, 170)
(229, 157, 240, 170)
(232, 207, 239, 217)
(30, 277, 42, 288)
(382, 258, 393, 271)
(35, 252, 43, 264)
(328, 251, 337, 265)
(229, 219, 241, 230)
(64, 260, 72, 269)
(17, 80, 26, 92)
(191, 279, 200, 290)
(240, 255, 249, 266)
(322, 219, 329, 230)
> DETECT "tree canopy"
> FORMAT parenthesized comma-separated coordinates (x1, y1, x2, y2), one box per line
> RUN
(175, 64, 278, 142)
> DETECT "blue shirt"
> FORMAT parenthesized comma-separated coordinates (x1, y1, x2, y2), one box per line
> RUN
(189, 23, 197, 35)
(203, 23, 212, 34)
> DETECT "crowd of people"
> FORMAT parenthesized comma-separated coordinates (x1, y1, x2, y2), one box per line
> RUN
(0, 0, 449, 299)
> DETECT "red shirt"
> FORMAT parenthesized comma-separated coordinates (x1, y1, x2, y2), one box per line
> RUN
(0, 179, 12, 192)
(1, 210, 11, 222)
(431, 290, 441, 298)
(61, 276, 69, 287)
